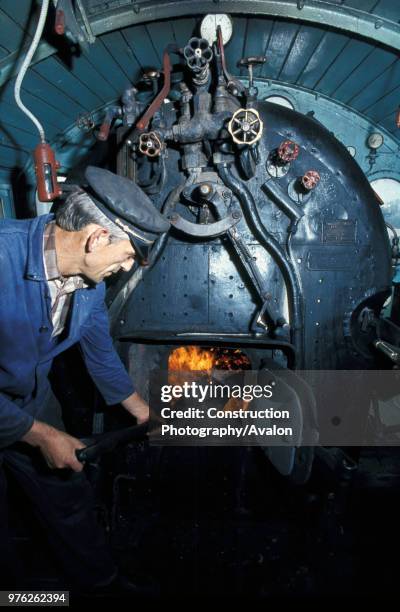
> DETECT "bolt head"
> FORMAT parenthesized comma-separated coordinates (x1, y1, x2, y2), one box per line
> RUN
(199, 183, 212, 196)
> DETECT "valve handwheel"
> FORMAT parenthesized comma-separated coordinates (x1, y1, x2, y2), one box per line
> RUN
(183, 37, 213, 73)
(228, 108, 264, 145)
(301, 170, 320, 191)
(139, 131, 163, 157)
(277, 140, 300, 163)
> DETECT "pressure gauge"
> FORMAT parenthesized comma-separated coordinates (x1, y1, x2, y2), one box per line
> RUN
(367, 132, 384, 150)
(200, 14, 233, 45)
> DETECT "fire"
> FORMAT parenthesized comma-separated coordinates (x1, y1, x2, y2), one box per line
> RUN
(168, 346, 251, 373)
(167, 346, 251, 411)
(168, 346, 215, 373)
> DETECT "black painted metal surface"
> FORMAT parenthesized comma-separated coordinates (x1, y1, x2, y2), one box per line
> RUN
(113, 97, 391, 370)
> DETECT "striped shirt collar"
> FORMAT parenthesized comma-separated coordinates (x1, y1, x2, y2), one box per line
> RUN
(43, 221, 88, 289)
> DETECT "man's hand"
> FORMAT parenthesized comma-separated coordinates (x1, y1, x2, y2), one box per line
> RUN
(21, 420, 86, 473)
(121, 391, 149, 424)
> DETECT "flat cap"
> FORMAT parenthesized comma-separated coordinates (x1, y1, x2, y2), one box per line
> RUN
(85, 166, 170, 265)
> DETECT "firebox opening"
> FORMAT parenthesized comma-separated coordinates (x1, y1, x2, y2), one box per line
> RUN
(168, 345, 252, 372)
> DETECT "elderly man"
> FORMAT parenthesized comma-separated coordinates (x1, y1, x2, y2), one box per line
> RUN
(0, 166, 169, 591)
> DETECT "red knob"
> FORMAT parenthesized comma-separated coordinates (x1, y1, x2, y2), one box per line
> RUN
(277, 140, 299, 163)
(396, 106, 400, 129)
(301, 170, 320, 191)
(54, 10, 65, 35)
(98, 121, 111, 142)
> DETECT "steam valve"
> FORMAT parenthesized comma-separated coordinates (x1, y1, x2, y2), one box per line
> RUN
(301, 170, 320, 191)
(228, 108, 263, 145)
(277, 140, 299, 164)
(139, 131, 163, 157)
(237, 56, 266, 88)
(183, 38, 213, 73)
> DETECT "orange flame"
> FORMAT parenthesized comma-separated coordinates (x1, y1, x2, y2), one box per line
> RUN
(168, 346, 216, 373)
(168, 346, 252, 410)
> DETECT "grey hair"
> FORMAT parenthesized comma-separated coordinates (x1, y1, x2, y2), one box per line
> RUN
(55, 190, 128, 242)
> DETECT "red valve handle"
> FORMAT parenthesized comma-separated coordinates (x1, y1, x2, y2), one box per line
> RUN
(277, 140, 299, 163)
(54, 10, 65, 35)
(301, 170, 320, 191)
(98, 120, 111, 142)
(396, 107, 400, 129)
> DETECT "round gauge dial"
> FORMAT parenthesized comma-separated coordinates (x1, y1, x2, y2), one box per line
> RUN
(200, 14, 233, 45)
(367, 132, 384, 150)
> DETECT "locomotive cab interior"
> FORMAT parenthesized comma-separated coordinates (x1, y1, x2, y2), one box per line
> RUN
(1, 0, 400, 600)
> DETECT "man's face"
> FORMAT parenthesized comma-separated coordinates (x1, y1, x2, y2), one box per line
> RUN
(82, 229, 135, 284)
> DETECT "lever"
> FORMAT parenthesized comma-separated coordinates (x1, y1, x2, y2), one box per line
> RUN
(97, 106, 121, 142)
(237, 56, 266, 88)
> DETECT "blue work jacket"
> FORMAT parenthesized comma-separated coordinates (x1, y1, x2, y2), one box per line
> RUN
(0, 213, 135, 449)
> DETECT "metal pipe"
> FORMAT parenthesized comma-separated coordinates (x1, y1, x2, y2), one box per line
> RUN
(262, 180, 304, 223)
(217, 163, 304, 364)
(14, 0, 50, 143)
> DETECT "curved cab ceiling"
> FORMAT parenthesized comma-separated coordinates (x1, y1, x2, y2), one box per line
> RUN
(0, 0, 399, 175)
